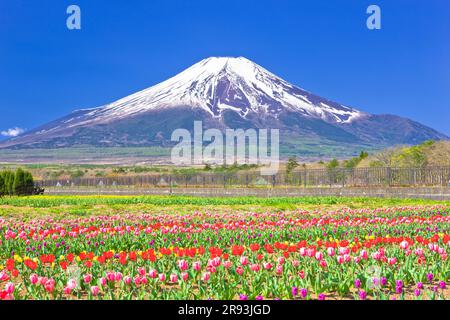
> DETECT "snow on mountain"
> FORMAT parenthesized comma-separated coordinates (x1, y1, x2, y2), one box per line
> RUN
(61, 56, 365, 128)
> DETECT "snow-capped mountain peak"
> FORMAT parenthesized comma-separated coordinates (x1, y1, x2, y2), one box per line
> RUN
(64, 56, 364, 128)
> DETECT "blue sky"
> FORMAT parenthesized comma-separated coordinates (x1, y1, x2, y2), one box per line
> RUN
(0, 0, 449, 140)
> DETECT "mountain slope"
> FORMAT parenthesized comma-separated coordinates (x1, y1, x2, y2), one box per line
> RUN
(0, 56, 447, 154)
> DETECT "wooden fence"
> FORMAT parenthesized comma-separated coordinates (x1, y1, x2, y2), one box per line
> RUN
(36, 166, 450, 189)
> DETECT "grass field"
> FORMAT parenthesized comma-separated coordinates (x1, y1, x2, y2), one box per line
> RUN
(0, 195, 448, 218)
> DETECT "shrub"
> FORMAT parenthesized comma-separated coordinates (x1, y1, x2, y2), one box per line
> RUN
(0, 168, 35, 196)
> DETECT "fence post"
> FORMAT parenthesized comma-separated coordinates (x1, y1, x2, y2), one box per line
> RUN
(304, 169, 307, 188)
(387, 167, 391, 187)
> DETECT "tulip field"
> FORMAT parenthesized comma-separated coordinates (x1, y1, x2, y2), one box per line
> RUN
(0, 195, 449, 300)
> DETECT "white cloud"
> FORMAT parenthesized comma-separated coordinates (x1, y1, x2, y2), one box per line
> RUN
(1, 127, 25, 137)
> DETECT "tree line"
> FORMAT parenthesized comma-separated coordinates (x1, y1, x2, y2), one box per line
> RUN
(0, 168, 37, 196)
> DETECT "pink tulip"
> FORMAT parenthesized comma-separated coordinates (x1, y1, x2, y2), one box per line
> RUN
(292, 260, 300, 267)
(124, 276, 132, 285)
(277, 257, 285, 265)
(178, 259, 188, 271)
(39, 276, 48, 285)
(327, 247, 335, 256)
(115, 272, 123, 281)
(44, 279, 55, 293)
(223, 260, 232, 269)
(158, 273, 166, 282)
(181, 272, 189, 281)
(250, 263, 260, 272)
(372, 252, 381, 260)
(30, 274, 38, 285)
(193, 261, 201, 271)
(400, 240, 409, 250)
(236, 266, 244, 275)
(337, 255, 344, 264)
(240, 256, 248, 266)
(360, 250, 368, 259)
(138, 267, 146, 276)
(319, 260, 327, 268)
(315, 252, 323, 261)
(202, 272, 210, 282)
(140, 275, 148, 285)
(207, 265, 217, 273)
(276, 264, 283, 274)
(211, 257, 221, 267)
(263, 262, 273, 270)
(148, 269, 157, 278)
(106, 272, 115, 282)
(299, 248, 307, 256)
(63, 286, 72, 294)
(388, 257, 397, 265)
(344, 254, 351, 263)
(99, 277, 107, 286)
(67, 278, 77, 290)
(170, 273, 178, 283)
(133, 275, 141, 285)
(0, 271, 9, 282)
(90, 286, 99, 296)
(5, 282, 14, 294)
(83, 274, 92, 284)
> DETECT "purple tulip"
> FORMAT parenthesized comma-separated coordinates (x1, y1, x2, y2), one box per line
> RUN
(300, 288, 308, 298)
(358, 290, 367, 300)
(291, 286, 298, 297)
(355, 279, 361, 288)
(439, 281, 446, 289)
(318, 293, 326, 300)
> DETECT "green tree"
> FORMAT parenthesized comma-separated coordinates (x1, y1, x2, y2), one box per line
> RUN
(286, 156, 299, 174)
(13, 168, 26, 195)
(23, 171, 35, 195)
(0, 172, 5, 197)
(359, 151, 369, 160)
(327, 159, 339, 170)
(4, 171, 15, 195)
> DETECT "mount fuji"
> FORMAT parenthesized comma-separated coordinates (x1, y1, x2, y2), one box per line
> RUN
(1, 56, 447, 155)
